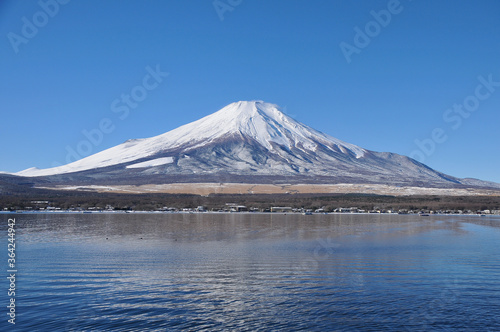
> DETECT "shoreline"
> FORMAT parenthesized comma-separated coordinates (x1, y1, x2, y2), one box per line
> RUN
(1, 210, 497, 216)
(3, 189, 500, 214)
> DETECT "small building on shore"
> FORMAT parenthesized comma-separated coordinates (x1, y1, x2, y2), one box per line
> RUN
(226, 203, 248, 212)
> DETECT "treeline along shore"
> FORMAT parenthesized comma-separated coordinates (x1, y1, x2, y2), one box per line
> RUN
(1, 186, 500, 214)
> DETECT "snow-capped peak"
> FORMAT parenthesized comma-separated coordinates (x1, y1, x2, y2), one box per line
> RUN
(160, 100, 366, 155)
(16, 101, 366, 177)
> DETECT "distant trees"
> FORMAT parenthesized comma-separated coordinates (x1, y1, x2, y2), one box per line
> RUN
(1, 190, 500, 212)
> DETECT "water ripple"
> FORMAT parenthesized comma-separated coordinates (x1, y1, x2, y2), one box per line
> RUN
(1, 214, 500, 331)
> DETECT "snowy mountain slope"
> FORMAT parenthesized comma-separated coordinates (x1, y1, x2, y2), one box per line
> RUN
(12, 101, 499, 189)
(17, 101, 366, 177)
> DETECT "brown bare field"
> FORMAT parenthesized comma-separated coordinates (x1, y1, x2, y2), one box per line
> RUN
(39, 183, 500, 196)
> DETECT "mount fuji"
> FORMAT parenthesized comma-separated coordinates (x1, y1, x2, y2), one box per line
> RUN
(10, 101, 500, 191)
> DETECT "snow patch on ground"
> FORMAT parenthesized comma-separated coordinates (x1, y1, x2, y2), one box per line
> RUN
(126, 157, 174, 169)
(35, 183, 500, 196)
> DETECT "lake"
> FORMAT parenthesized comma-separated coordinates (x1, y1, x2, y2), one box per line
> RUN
(1, 213, 500, 331)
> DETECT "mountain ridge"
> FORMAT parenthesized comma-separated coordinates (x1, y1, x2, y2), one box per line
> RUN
(8, 101, 500, 191)
(17, 101, 367, 177)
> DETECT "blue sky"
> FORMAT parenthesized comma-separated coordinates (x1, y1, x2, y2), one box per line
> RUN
(1, 0, 499, 183)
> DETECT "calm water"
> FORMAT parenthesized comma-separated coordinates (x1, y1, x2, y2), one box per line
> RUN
(1, 213, 500, 331)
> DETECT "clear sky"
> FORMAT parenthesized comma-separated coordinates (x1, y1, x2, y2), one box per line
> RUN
(1, 0, 499, 183)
